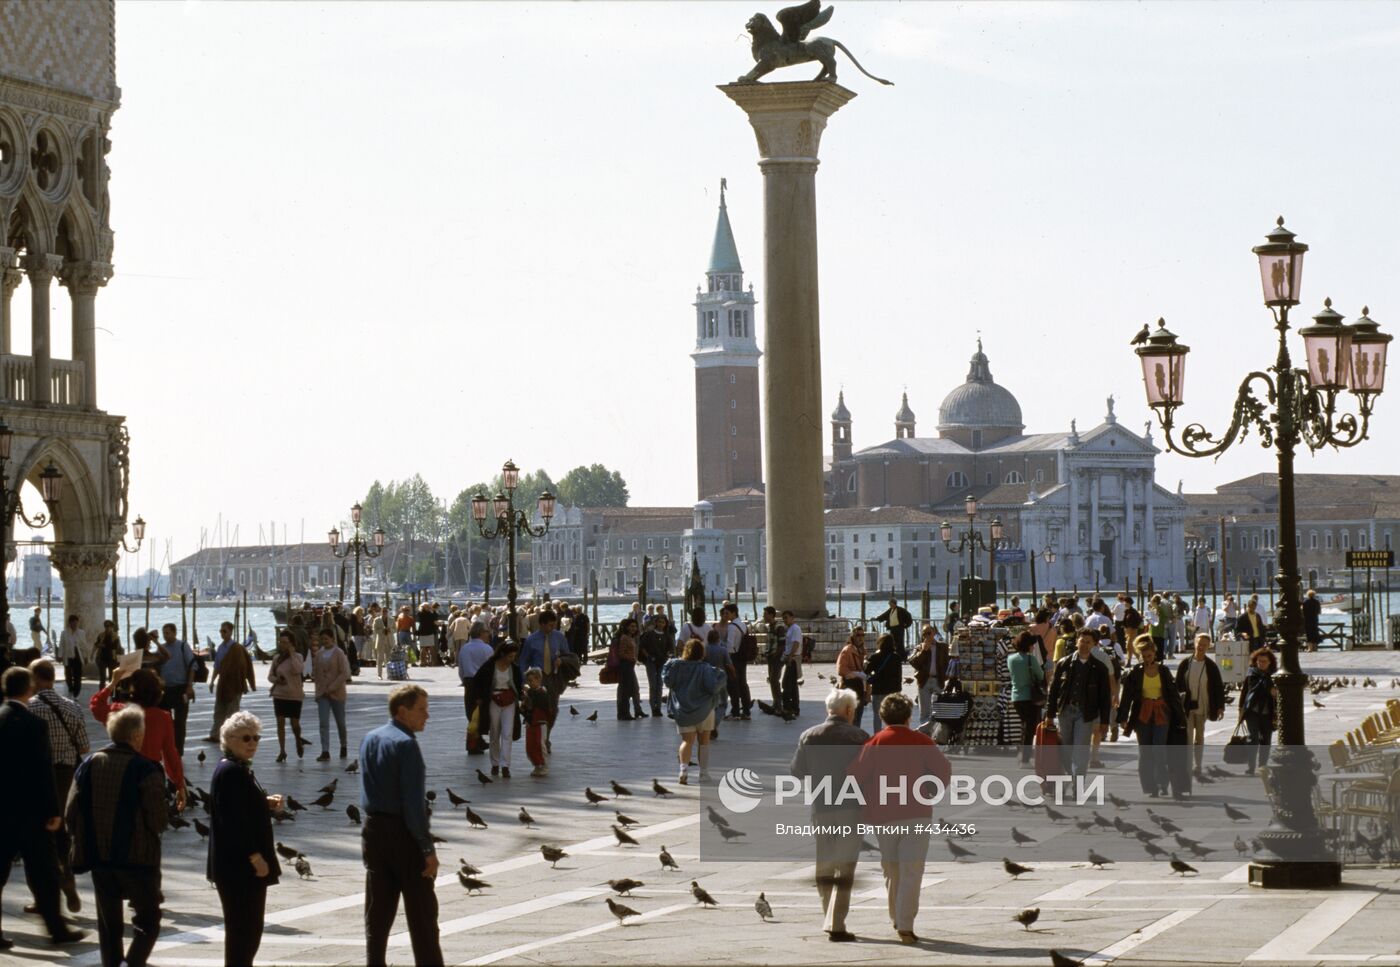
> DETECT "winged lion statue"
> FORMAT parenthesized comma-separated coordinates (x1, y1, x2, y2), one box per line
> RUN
(738, 0, 893, 86)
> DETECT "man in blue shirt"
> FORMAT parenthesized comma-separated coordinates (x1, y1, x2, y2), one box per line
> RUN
(518, 610, 570, 744)
(360, 684, 441, 967)
(156, 623, 196, 754)
(210, 621, 235, 673)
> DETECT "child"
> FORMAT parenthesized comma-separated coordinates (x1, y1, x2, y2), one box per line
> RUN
(521, 667, 551, 777)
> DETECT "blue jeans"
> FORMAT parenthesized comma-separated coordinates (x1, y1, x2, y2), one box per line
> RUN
(1057, 705, 1096, 782)
(1134, 720, 1170, 794)
(642, 659, 664, 712)
(871, 694, 893, 733)
(1244, 711, 1272, 772)
(317, 696, 347, 754)
(918, 679, 939, 728)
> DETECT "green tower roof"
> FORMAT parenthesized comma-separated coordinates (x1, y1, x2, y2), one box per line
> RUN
(708, 181, 743, 275)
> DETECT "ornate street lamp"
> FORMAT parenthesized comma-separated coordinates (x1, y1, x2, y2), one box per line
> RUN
(471, 460, 554, 642)
(1136, 217, 1390, 889)
(640, 553, 672, 610)
(328, 501, 385, 606)
(0, 422, 63, 649)
(1028, 545, 1056, 616)
(941, 494, 1004, 608)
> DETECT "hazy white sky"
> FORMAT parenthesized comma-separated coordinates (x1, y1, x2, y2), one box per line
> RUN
(28, 1, 1400, 573)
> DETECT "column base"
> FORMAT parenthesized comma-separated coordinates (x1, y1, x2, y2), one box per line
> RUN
(1248, 860, 1342, 889)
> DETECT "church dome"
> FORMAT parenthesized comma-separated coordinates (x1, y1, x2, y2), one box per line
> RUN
(895, 392, 915, 424)
(937, 340, 1024, 432)
(831, 390, 851, 422)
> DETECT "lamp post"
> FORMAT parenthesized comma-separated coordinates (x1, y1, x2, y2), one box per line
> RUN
(471, 460, 555, 643)
(1029, 545, 1057, 617)
(940, 494, 1002, 582)
(639, 554, 672, 611)
(0, 422, 65, 645)
(1135, 217, 1390, 889)
(1186, 538, 1211, 602)
(328, 501, 385, 607)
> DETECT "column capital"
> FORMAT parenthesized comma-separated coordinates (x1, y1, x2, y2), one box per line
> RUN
(49, 544, 119, 582)
(0, 247, 14, 270)
(718, 81, 856, 164)
(59, 260, 113, 296)
(22, 253, 64, 284)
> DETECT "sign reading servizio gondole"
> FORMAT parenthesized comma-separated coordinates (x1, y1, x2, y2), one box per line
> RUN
(1345, 550, 1395, 568)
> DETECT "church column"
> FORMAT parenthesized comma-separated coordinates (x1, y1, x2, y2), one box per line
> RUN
(60, 261, 111, 411)
(0, 246, 19, 358)
(24, 253, 62, 405)
(1090, 471, 1101, 580)
(1125, 471, 1136, 568)
(1068, 467, 1080, 579)
(1144, 476, 1156, 583)
(50, 544, 118, 673)
(721, 81, 855, 618)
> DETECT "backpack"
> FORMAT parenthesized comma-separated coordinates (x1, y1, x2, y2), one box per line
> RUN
(738, 631, 758, 663)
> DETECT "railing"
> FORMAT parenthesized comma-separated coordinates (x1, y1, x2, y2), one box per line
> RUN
(0, 354, 85, 407)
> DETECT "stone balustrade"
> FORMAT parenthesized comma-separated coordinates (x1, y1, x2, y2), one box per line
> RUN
(1, 353, 86, 407)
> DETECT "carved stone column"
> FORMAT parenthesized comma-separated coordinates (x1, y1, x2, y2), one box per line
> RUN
(60, 261, 112, 410)
(50, 544, 118, 671)
(0, 246, 18, 359)
(23, 253, 63, 405)
(720, 81, 855, 618)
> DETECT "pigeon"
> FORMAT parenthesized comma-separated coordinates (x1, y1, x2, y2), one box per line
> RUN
(319, 778, 338, 796)
(1223, 802, 1250, 822)
(1107, 792, 1131, 810)
(1186, 842, 1216, 859)
(168, 813, 189, 829)
(948, 839, 975, 860)
(1173, 834, 1202, 851)
(614, 825, 640, 847)
(1087, 849, 1113, 869)
(1130, 322, 1151, 346)
(1051, 951, 1086, 967)
(1313, 699, 1326, 710)
(194, 818, 210, 840)
(1004, 857, 1033, 878)
(690, 881, 719, 906)
(1169, 854, 1198, 876)
(540, 845, 568, 868)
(457, 873, 490, 894)
(616, 811, 640, 828)
(346, 758, 359, 773)
(706, 806, 731, 829)
(1142, 841, 1168, 859)
(659, 845, 680, 871)
(608, 878, 644, 896)
(1044, 805, 1069, 824)
(587, 710, 598, 722)
(311, 790, 334, 809)
(347, 804, 361, 825)
(1234, 836, 1249, 857)
(465, 806, 488, 829)
(1012, 907, 1040, 930)
(197, 749, 206, 765)
(606, 897, 640, 922)
(755, 892, 773, 921)
(294, 855, 312, 879)
(458, 858, 483, 875)
(1134, 829, 1159, 844)
(1092, 812, 1114, 831)
(570, 706, 579, 716)
(1011, 826, 1037, 846)
(756, 699, 779, 716)
(275, 842, 299, 861)
(652, 779, 673, 797)
(611, 780, 633, 797)
(286, 797, 307, 813)
(1074, 819, 1094, 834)
(585, 787, 608, 806)
(476, 769, 494, 786)
(446, 788, 469, 807)
(517, 807, 536, 828)
(717, 826, 747, 842)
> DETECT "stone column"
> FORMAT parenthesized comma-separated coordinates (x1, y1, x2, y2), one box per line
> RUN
(0, 246, 18, 358)
(50, 544, 118, 672)
(720, 81, 855, 618)
(1068, 468, 1080, 577)
(60, 261, 112, 410)
(23, 253, 63, 405)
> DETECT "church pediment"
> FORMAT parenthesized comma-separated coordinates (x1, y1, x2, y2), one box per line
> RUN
(1072, 422, 1157, 455)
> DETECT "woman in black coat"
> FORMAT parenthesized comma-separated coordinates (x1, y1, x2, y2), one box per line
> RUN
(207, 710, 282, 967)
(864, 633, 905, 733)
(1117, 637, 1187, 799)
(472, 641, 523, 777)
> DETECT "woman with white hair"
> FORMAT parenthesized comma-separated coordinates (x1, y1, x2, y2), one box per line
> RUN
(208, 711, 283, 967)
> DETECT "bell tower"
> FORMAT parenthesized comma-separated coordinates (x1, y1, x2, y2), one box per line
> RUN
(693, 180, 762, 499)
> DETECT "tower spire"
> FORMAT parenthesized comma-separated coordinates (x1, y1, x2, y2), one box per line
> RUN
(708, 178, 742, 277)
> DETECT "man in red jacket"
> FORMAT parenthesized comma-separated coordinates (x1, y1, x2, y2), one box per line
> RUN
(850, 693, 952, 945)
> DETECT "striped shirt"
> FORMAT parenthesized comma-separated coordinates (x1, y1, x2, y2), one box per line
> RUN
(28, 687, 90, 767)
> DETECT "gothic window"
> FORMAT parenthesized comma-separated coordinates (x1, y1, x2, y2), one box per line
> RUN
(1005, 471, 1024, 484)
(946, 471, 969, 489)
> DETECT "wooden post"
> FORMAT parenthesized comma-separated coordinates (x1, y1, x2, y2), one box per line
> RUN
(709, 590, 717, 622)
(180, 593, 187, 641)
(750, 585, 759, 622)
(338, 561, 347, 604)
(125, 603, 131, 641)
(920, 585, 930, 623)
(860, 592, 867, 624)
(110, 567, 119, 637)
(192, 587, 199, 646)
(243, 589, 249, 642)
(1210, 569, 1217, 632)
(144, 587, 151, 629)
(46, 588, 52, 644)
(836, 583, 842, 618)
(1094, 571, 1100, 596)
(232, 596, 241, 641)
(902, 581, 909, 613)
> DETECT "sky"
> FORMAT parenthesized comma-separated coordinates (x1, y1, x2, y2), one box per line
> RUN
(17, 1, 1400, 575)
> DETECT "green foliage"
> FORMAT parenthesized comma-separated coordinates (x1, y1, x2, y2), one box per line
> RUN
(556, 464, 629, 508)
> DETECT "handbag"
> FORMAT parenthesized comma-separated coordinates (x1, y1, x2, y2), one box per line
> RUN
(599, 643, 620, 685)
(492, 689, 516, 708)
(1222, 720, 1253, 765)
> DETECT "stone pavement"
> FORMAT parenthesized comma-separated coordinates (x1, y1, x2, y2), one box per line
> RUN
(5, 649, 1400, 966)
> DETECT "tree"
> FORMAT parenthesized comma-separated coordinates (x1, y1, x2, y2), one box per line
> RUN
(556, 464, 629, 508)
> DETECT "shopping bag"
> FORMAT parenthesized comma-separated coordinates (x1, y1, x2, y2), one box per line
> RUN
(1034, 719, 1062, 781)
(1222, 720, 1253, 765)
